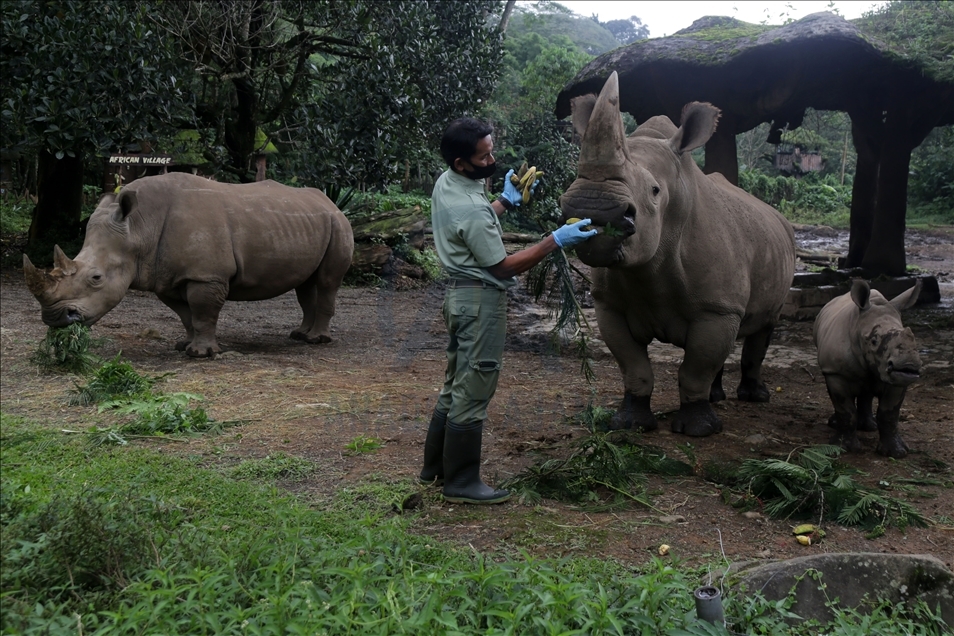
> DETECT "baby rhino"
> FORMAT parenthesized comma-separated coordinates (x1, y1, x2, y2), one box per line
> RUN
(813, 279, 922, 458)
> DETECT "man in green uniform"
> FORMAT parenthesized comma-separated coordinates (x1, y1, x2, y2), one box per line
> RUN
(419, 117, 596, 504)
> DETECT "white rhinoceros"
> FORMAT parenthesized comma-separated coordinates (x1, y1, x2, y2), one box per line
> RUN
(23, 172, 354, 357)
(813, 279, 922, 458)
(560, 72, 796, 437)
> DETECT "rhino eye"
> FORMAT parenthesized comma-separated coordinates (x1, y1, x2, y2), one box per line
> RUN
(652, 186, 660, 196)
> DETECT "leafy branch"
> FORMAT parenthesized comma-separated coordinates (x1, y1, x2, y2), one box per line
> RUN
(525, 248, 596, 382)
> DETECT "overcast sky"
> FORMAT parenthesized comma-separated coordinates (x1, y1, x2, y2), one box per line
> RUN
(539, 1, 886, 38)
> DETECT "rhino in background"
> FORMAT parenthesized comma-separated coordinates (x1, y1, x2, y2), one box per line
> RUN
(23, 172, 354, 357)
(560, 72, 796, 437)
(813, 279, 922, 458)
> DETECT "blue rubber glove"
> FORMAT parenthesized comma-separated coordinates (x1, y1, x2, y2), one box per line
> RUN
(552, 218, 597, 248)
(501, 169, 523, 208)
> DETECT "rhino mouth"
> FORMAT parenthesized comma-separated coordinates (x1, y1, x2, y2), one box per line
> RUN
(42, 307, 91, 328)
(887, 363, 920, 384)
(567, 206, 636, 267)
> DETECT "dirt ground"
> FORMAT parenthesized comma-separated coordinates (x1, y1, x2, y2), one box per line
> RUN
(1, 227, 952, 572)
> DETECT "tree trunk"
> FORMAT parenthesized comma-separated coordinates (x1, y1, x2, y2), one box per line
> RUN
(703, 113, 738, 186)
(28, 151, 84, 247)
(862, 110, 912, 276)
(499, 0, 516, 33)
(225, 77, 258, 182)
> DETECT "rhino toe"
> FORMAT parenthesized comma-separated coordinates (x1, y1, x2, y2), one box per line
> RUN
(876, 434, 909, 459)
(608, 393, 657, 432)
(671, 401, 722, 437)
(736, 379, 770, 403)
(830, 430, 864, 453)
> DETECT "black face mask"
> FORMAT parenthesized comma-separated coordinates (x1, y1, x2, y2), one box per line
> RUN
(462, 161, 497, 180)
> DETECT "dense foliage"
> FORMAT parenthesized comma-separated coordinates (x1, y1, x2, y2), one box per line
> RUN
(0, 0, 950, 247)
(0, 0, 186, 161)
(276, 0, 505, 191)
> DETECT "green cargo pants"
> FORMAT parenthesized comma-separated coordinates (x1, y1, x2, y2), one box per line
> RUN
(436, 285, 507, 425)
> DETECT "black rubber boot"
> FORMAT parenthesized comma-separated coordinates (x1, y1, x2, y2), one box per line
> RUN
(418, 409, 447, 485)
(442, 420, 510, 505)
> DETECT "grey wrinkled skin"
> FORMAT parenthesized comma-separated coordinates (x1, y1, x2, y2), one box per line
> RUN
(813, 279, 922, 458)
(560, 72, 796, 437)
(23, 172, 354, 358)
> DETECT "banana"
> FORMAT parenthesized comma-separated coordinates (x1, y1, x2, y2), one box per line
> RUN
(511, 161, 529, 185)
(521, 167, 545, 203)
(796, 535, 812, 546)
(792, 524, 826, 537)
(565, 218, 582, 225)
(518, 166, 537, 189)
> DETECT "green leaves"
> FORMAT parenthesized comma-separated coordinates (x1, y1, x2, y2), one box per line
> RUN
(734, 445, 929, 532)
(0, 0, 188, 158)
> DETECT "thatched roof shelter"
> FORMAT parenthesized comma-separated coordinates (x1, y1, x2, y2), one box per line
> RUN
(556, 9, 953, 276)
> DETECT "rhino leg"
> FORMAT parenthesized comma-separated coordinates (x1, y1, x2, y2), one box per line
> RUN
(156, 293, 196, 352)
(179, 281, 226, 357)
(291, 241, 350, 344)
(856, 392, 878, 432)
(672, 317, 736, 435)
(736, 325, 773, 403)
(290, 280, 325, 343)
(597, 305, 657, 430)
(823, 375, 863, 452)
(608, 392, 657, 432)
(875, 387, 909, 459)
(291, 280, 336, 344)
(709, 365, 726, 403)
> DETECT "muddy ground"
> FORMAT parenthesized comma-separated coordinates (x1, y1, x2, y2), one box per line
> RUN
(1, 227, 952, 572)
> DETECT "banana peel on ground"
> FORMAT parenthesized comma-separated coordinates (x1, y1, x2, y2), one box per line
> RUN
(792, 523, 826, 545)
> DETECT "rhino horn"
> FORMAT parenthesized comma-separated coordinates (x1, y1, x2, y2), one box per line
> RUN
(23, 253, 53, 296)
(53, 244, 77, 275)
(578, 71, 627, 169)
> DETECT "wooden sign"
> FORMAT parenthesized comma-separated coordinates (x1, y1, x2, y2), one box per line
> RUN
(108, 155, 173, 166)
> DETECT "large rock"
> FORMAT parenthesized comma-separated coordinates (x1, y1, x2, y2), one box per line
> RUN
(729, 553, 954, 626)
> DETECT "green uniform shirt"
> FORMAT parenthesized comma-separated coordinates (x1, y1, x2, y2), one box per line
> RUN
(431, 169, 516, 290)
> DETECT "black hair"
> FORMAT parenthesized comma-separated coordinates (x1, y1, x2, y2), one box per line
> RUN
(440, 117, 493, 167)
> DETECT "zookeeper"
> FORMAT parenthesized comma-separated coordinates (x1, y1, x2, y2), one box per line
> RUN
(419, 117, 596, 504)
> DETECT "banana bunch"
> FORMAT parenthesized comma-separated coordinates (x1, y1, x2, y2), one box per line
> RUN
(510, 161, 544, 204)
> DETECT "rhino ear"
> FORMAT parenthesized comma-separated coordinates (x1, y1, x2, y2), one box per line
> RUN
(890, 280, 921, 311)
(849, 278, 870, 310)
(570, 94, 597, 139)
(578, 71, 627, 168)
(670, 102, 721, 155)
(115, 189, 138, 221)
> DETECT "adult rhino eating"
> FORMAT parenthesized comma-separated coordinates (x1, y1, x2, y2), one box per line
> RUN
(560, 72, 796, 436)
(23, 172, 354, 357)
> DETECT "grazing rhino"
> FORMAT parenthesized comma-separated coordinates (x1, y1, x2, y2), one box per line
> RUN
(23, 172, 354, 357)
(813, 279, 922, 458)
(560, 72, 795, 437)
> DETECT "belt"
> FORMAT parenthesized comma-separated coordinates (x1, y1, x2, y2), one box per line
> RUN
(447, 278, 496, 289)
